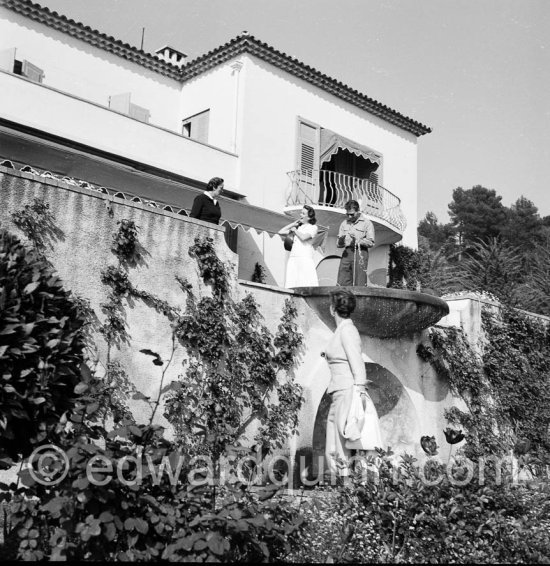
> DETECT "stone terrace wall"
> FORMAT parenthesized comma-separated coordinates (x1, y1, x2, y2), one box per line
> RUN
(0, 166, 238, 429)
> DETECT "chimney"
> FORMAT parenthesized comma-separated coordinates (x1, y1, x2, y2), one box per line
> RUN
(155, 46, 187, 67)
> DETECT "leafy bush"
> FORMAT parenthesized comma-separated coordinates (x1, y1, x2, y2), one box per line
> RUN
(0, 228, 306, 561)
(286, 451, 550, 563)
(0, 229, 86, 463)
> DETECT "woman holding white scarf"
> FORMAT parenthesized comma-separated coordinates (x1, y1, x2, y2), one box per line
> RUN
(323, 288, 382, 479)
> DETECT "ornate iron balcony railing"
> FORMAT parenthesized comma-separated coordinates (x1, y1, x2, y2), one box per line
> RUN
(286, 169, 406, 232)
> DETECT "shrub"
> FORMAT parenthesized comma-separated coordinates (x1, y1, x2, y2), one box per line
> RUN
(0, 229, 86, 463)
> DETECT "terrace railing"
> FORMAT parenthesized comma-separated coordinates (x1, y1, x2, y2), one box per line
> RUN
(286, 169, 406, 232)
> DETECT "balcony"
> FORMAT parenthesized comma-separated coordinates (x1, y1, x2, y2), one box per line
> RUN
(285, 169, 406, 242)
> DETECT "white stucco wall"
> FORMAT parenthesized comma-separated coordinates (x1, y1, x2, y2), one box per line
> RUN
(0, 8, 182, 130)
(176, 54, 422, 282)
(0, 71, 238, 188)
(178, 63, 242, 156)
(237, 56, 420, 248)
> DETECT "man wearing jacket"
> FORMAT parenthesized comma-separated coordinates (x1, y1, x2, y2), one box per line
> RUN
(336, 200, 375, 286)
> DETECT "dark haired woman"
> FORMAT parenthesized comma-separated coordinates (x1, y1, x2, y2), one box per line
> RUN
(190, 177, 224, 225)
(323, 288, 382, 479)
(278, 205, 319, 288)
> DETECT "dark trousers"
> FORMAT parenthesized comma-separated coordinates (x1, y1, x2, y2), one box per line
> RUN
(337, 247, 369, 286)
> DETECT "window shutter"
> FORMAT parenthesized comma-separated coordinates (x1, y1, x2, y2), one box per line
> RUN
(297, 121, 318, 172)
(0, 48, 16, 73)
(22, 60, 44, 83)
(295, 120, 319, 202)
(129, 103, 151, 123)
(195, 111, 210, 143)
(108, 92, 131, 114)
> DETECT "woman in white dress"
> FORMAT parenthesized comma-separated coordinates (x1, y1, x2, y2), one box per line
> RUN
(279, 205, 319, 288)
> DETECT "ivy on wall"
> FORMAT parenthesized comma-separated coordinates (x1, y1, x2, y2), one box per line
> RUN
(0, 202, 305, 561)
(419, 304, 550, 465)
(165, 236, 304, 464)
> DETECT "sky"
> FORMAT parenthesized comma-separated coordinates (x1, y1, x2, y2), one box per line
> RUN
(36, 0, 550, 223)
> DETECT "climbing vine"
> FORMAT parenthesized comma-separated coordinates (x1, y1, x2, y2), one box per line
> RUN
(0, 218, 305, 561)
(165, 236, 304, 466)
(10, 198, 63, 254)
(419, 304, 550, 464)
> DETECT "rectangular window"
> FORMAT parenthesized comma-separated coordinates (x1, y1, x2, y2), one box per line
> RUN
(182, 110, 210, 143)
(0, 47, 45, 83)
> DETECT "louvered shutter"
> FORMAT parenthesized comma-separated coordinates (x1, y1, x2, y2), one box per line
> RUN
(297, 121, 318, 172)
(22, 60, 44, 83)
(296, 120, 319, 203)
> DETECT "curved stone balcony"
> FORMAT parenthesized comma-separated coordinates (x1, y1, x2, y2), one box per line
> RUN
(285, 169, 406, 243)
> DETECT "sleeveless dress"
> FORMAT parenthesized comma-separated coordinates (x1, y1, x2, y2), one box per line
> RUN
(284, 223, 319, 288)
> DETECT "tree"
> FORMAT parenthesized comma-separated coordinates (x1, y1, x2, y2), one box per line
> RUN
(453, 238, 523, 304)
(515, 241, 550, 316)
(501, 196, 544, 252)
(417, 212, 455, 252)
(448, 186, 508, 246)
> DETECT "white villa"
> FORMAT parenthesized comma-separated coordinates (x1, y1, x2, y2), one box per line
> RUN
(0, 0, 430, 287)
(1, 1, 470, 466)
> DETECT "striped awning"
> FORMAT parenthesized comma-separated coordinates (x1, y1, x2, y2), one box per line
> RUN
(320, 128, 382, 166)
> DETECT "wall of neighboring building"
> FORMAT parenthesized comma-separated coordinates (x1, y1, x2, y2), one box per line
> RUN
(0, 7, 181, 131)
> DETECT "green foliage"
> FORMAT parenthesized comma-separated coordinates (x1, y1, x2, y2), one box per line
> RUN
(251, 261, 267, 284)
(0, 225, 305, 561)
(166, 238, 304, 462)
(516, 241, 550, 316)
(0, 230, 86, 463)
(419, 191, 550, 315)
(10, 198, 63, 253)
(448, 185, 508, 245)
(388, 244, 421, 290)
(421, 305, 550, 464)
(417, 211, 455, 252)
(189, 237, 229, 297)
(501, 196, 545, 251)
(287, 451, 550, 563)
(454, 238, 524, 305)
(1, 416, 303, 561)
(388, 243, 456, 295)
(111, 219, 144, 268)
(481, 307, 550, 459)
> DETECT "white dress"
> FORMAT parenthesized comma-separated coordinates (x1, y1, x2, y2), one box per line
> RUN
(284, 223, 319, 288)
